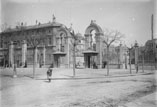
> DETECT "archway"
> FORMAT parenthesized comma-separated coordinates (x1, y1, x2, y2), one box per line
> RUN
(83, 20, 103, 68)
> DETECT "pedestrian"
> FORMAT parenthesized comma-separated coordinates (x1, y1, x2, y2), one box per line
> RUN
(47, 67, 52, 82)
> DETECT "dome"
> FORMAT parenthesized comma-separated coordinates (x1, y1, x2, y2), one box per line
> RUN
(75, 33, 84, 40)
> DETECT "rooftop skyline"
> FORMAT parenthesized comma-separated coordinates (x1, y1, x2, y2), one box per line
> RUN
(1, 0, 155, 46)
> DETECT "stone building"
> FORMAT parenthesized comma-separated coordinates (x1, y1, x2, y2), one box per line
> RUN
(0, 19, 128, 69)
(83, 20, 128, 69)
(0, 20, 73, 68)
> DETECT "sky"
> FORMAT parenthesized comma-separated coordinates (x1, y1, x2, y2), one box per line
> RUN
(1, 0, 155, 46)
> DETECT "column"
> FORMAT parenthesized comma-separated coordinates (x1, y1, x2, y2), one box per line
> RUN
(22, 40, 27, 67)
(43, 46, 46, 66)
(9, 41, 14, 67)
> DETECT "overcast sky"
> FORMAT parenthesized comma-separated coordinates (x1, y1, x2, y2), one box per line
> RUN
(1, 0, 154, 46)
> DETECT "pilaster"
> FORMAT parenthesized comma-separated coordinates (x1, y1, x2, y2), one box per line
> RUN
(22, 40, 27, 66)
(95, 33, 103, 68)
(9, 41, 14, 67)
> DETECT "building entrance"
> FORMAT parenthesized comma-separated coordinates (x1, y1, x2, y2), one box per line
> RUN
(87, 56, 90, 68)
(53, 52, 66, 68)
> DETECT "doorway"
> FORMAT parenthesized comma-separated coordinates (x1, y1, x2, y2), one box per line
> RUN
(87, 56, 90, 68)
(54, 55, 60, 68)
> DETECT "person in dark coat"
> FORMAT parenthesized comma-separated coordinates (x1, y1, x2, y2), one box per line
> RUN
(47, 68, 52, 82)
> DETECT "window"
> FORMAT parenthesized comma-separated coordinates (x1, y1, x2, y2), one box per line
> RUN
(1, 40, 3, 48)
(17, 40, 20, 47)
(4, 42, 7, 48)
(48, 37, 51, 45)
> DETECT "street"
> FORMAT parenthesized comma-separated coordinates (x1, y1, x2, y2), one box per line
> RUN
(0, 68, 156, 107)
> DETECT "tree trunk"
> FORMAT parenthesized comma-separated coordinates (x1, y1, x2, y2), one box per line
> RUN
(33, 47, 36, 78)
(129, 50, 132, 74)
(142, 53, 145, 72)
(107, 46, 109, 76)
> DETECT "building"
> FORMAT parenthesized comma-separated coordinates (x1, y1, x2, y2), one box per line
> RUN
(83, 20, 128, 69)
(0, 19, 74, 68)
(0, 19, 128, 69)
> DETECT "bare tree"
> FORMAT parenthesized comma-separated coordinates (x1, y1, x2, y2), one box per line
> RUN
(140, 46, 146, 72)
(26, 35, 41, 78)
(103, 29, 124, 75)
(70, 30, 80, 77)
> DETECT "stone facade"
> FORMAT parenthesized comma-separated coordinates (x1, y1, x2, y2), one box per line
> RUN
(0, 20, 131, 69)
(83, 20, 128, 69)
(0, 21, 73, 68)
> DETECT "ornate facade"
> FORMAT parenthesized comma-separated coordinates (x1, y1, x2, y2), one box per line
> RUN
(83, 20, 127, 69)
(0, 20, 129, 69)
(0, 21, 73, 68)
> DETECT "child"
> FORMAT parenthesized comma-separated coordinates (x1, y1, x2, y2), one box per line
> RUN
(47, 68, 52, 82)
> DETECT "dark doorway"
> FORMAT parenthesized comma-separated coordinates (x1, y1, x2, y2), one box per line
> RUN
(54, 55, 60, 68)
(56, 56, 59, 68)
(88, 56, 90, 68)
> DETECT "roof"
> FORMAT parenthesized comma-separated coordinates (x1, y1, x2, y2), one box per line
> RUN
(1, 22, 62, 34)
(145, 39, 157, 46)
(75, 33, 84, 40)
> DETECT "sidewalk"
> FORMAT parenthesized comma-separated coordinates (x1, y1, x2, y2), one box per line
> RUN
(124, 92, 157, 107)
